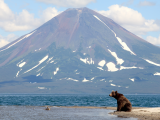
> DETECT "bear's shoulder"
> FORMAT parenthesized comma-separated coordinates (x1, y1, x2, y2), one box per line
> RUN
(116, 93, 124, 99)
(117, 94, 130, 103)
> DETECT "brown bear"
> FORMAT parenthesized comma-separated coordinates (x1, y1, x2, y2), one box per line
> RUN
(45, 106, 50, 110)
(109, 90, 132, 112)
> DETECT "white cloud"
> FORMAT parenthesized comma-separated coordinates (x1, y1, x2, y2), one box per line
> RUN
(0, 34, 18, 48)
(0, 0, 62, 48)
(0, 0, 14, 20)
(0, 39, 9, 48)
(121, 0, 134, 6)
(36, 0, 95, 7)
(41, 7, 62, 22)
(98, 5, 160, 36)
(138, 1, 155, 6)
(0, 8, 41, 32)
(98, 5, 145, 26)
(0, 0, 61, 32)
(146, 35, 160, 45)
(0, 9, 41, 32)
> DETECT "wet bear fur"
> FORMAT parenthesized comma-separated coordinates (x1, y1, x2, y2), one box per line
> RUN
(109, 90, 132, 112)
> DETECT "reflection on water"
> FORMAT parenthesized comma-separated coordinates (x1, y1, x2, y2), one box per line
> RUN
(0, 106, 137, 120)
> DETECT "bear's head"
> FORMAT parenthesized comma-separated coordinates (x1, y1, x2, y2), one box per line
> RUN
(109, 90, 117, 98)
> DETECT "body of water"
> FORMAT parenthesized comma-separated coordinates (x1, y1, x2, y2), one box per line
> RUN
(0, 94, 159, 120)
(0, 94, 159, 107)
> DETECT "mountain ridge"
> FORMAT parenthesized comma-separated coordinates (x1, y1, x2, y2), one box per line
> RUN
(0, 7, 160, 94)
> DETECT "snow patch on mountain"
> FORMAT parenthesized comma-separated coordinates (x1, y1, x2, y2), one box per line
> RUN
(93, 15, 116, 35)
(105, 60, 141, 72)
(80, 58, 94, 64)
(110, 83, 121, 87)
(16, 59, 24, 66)
(82, 78, 90, 82)
(110, 83, 116, 86)
(38, 87, 47, 89)
(106, 62, 118, 72)
(100, 79, 105, 81)
(54, 67, 59, 75)
(37, 66, 46, 72)
(39, 55, 49, 64)
(129, 78, 135, 82)
(116, 37, 136, 55)
(98, 60, 106, 67)
(154, 72, 160, 76)
(120, 66, 138, 70)
(16, 69, 22, 77)
(35, 48, 42, 52)
(75, 70, 80, 74)
(46, 57, 53, 64)
(67, 78, 79, 82)
(97, 67, 104, 70)
(144, 59, 160, 67)
(109, 80, 113, 82)
(50, 60, 54, 63)
(108, 49, 124, 65)
(0, 30, 36, 52)
(30, 82, 37, 84)
(36, 73, 41, 76)
(16, 61, 26, 77)
(91, 77, 95, 80)
(93, 15, 136, 56)
(24, 55, 48, 74)
(19, 62, 26, 68)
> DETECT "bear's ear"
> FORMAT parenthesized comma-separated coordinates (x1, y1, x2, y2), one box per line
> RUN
(115, 91, 117, 94)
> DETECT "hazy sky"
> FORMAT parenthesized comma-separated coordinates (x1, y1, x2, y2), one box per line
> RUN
(0, 0, 159, 48)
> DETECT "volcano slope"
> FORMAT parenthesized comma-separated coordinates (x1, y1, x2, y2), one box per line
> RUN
(0, 7, 160, 94)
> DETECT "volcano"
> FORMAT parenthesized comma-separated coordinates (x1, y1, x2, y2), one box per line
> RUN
(0, 7, 160, 94)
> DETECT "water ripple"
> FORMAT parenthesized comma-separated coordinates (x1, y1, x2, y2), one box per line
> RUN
(0, 94, 160, 107)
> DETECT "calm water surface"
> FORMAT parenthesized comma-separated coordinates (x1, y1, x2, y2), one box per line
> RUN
(0, 94, 159, 107)
(0, 106, 137, 120)
(0, 94, 159, 120)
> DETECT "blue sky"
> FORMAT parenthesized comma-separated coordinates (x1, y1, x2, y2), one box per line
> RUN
(0, 0, 160, 48)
